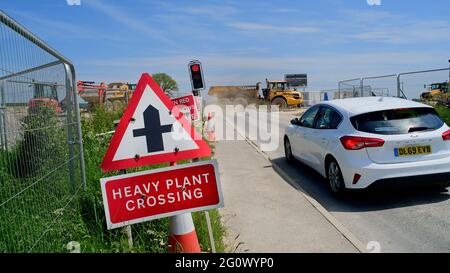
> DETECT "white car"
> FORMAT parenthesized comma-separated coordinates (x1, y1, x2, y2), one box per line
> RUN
(284, 97, 450, 194)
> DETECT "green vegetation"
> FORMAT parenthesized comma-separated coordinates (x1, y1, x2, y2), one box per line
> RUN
(152, 73, 178, 98)
(0, 105, 225, 253)
(77, 106, 225, 252)
(0, 107, 81, 252)
(5, 107, 66, 178)
(436, 105, 450, 125)
(193, 209, 226, 253)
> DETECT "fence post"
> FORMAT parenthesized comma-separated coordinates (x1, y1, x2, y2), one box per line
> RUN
(204, 210, 216, 253)
(448, 60, 450, 83)
(339, 78, 360, 99)
(0, 80, 6, 150)
(338, 82, 341, 99)
(64, 64, 76, 192)
(360, 78, 364, 97)
(67, 64, 87, 191)
(118, 168, 133, 250)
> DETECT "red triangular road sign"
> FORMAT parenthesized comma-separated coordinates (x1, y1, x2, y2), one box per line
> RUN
(101, 73, 211, 172)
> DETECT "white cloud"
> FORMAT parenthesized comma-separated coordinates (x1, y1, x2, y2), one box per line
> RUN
(336, 9, 450, 44)
(174, 5, 238, 17)
(229, 22, 320, 33)
(272, 8, 301, 13)
(8, 10, 124, 42)
(367, 0, 382, 6)
(350, 20, 450, 44)
(340, 9, 397, 22)
(85, 0, 175, 46)
(80, 51, 448, 91)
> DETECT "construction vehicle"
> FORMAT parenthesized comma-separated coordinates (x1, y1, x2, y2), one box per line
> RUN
(5, 80, 63, 114)
(262, 79, 303, 108)
(420, 82, 448, 99)
(104, 82, 135, 111)
(420, 82, 449, 105)
(28, 82, 63, 114)
(208, 83, 261, 106)
(77, 81, 107, 110)
(127, 83, 137, 90)
(208, 79, 303, 109)
(77, 81, 136, 111)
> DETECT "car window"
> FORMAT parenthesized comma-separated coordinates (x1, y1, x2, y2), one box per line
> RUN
(299, 106, 320, 128)
(315, 107, 342, 129)
(350, 107, 444, 135)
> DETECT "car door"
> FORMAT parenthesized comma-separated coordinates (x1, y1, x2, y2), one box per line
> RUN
(307, 106, 343, 171)
(291, 105, 320, 163)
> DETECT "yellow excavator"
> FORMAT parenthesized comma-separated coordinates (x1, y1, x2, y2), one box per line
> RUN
(208, 79, 303, 109)
(420, 82, 449, 106)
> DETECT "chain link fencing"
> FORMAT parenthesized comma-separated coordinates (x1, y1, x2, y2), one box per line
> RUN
(336, 67, 449, 104)
(360, 74, 397, 99)
(397, 68, 449, 104)
(301, 79, 379, 107)
(0, 10, 86, 252)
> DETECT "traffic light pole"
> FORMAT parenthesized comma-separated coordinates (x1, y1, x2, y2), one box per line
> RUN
(188, 60, 215, 252)
(192, 91, 216, 253)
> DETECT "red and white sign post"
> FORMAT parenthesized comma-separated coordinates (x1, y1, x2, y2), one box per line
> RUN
(100, 160, 223, 229)
(100, 73, 211, 172)
(172, 94, 200, 122)
(100, 73, 222, 253)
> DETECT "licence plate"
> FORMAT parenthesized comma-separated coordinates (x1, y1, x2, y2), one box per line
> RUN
(394, 145, 432, 157)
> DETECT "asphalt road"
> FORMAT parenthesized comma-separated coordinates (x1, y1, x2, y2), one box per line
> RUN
(224, 108, 450, 252)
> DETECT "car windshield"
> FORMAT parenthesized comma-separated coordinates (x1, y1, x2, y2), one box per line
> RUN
(350, 107, 444, 135)
(270, 82, 287, 90)
(35, 84, 57, 100)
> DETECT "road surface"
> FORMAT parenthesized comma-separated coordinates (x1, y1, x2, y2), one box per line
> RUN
(215, 139, 358, 253)
(220, 108, 450, 252)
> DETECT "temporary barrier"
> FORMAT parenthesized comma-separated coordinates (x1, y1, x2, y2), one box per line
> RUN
(0, 10, 86, 252)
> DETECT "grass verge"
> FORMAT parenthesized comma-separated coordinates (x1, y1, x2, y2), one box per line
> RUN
(78, 106, 225, 253)
(436, 105, 450, 124)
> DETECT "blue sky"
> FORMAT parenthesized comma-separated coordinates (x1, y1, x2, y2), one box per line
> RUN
(1, 0, 449, 95)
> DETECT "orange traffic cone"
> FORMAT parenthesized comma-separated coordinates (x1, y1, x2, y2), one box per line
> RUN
(168, 213, 201, 253)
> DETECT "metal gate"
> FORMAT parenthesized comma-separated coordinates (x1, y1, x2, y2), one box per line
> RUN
(0, 10, 86, 252)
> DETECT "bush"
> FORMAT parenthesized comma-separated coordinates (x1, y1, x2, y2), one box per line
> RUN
(436, 105, 450, 125)
(0, 105, 225, 253)
(7, 107, 66, 178)
(0, 106, 80, 252)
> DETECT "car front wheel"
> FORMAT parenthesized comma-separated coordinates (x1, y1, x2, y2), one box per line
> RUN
(284, 138, 294, 163)
(327, 159, 345, 194)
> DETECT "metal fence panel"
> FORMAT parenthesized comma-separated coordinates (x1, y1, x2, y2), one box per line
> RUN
(302, 91, 322, 106)
(0, 10, 85, 253)
(337, 67, 449, 102)
(398, 68, 449, 102)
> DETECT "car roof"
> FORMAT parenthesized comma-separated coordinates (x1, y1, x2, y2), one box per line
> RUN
(318, 97, 432, 116)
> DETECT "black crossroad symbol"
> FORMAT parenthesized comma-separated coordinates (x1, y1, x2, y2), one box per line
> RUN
(133, 105, 173, 153)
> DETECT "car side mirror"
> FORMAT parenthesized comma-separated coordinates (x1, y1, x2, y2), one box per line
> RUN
(291, 118, 300, 126)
